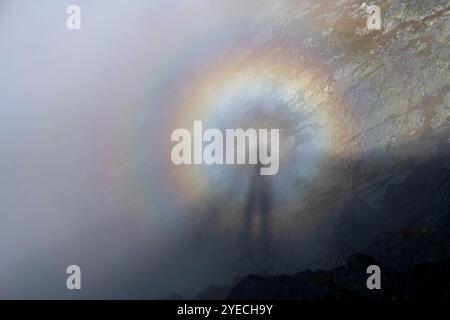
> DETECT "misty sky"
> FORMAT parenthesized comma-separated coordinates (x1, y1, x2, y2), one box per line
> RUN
(0, 0, 278, 298)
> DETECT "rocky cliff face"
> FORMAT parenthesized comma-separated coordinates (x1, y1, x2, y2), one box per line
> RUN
(287, 0, 450, 270)
(227, 254, 450, 300)
(191, 0, 450, 299)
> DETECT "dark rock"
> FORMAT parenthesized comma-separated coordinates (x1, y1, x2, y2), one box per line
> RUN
(159, 292, 184, 300)
(227, 254, 450, 300)
(193, 285, 232, 300)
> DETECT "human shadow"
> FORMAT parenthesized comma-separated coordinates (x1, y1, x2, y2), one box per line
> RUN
(240, 161, 274, 263)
